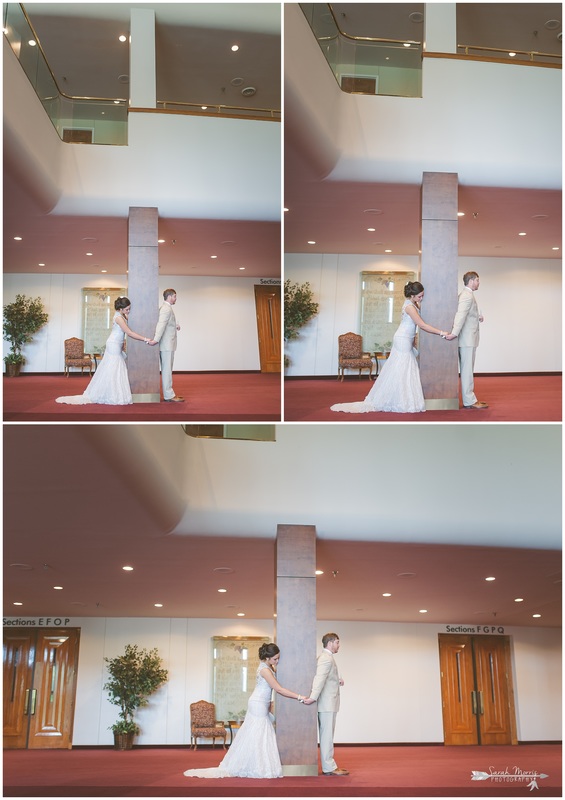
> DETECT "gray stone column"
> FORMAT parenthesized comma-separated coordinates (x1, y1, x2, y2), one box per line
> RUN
(419, 172, 459, 409)
(275, 524, 318, 776)
(127, 207, 160, 402)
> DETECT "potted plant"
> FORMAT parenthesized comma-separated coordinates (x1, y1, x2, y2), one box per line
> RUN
(284, 280, 319, 366)
(104, 644, 168, 750)
(3, 294, 49, 376)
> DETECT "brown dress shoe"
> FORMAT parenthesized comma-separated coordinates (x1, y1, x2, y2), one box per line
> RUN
(465, 401, 488, 409)
(165, 396, 185, 402)
(323, 768, 349, 776)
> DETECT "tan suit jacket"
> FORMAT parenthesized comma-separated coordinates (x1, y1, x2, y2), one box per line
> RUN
(451, 287, 480, 347)
(154, 302, 177, 352)
(310, 649, 340, 712)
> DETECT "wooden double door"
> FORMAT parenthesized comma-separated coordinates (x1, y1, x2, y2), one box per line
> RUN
(3, 627, 80, 749)
(439, 634, 517, 745)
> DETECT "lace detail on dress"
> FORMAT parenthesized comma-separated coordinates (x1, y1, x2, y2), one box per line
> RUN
(183, 663, 283, 779)
(56, 315, 133, 405)
(331, 300, 425, 414)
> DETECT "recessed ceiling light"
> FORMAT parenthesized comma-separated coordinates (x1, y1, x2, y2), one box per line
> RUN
(382, 592, 392, 597)
(38, 263, 45, 267)
(367, 227, 376, 232)
(409, 11, 424, 23)
(231, 45, 239, 52)
(237, 612, 245, 617)
(53, 586, 63, 590)
(307, 240, 316, 245)
(544, 19, 561, 30)
(218, 588, 227, 593)
(508, 52, 517, 57)
(385, 249, 392, 253)
(231, 77, 244, 87)
(403, 42, 411, 47)
(239, 267, 246, 271)
(158, 239, 165, 243)
(457, 211, 465, 217)
(552, 247, 560, 251)
(211, 255, 218, 259)
(284, 207, 289, 212)
(514, 598, 524, 602)
(154, 603, 163, 607)
(214, 567, 234, 574)
(118, 75, 129, 84)
(118, 34, 127, 42)
(518, 232, 527, 236)
(86, 252, 93, 256)
(485, 576, 496, 581)
(532, 613, 541, 618)
(13, 602, 23, 606)
(315, 570, 324, 575)
(363, 208, 383, 215)
(201, 106, 208, 110)
(122, 565, 134, 571)
(419, 609, 428, 614)
(28, 39, 36, 47)
(13, 236, 22, 241)
(101, 270, 107, 273)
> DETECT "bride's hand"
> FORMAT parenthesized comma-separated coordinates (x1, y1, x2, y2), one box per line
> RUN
(445, 333, 456, 341)
(302, 697, 316, 705)
(146, 339, 158, 346)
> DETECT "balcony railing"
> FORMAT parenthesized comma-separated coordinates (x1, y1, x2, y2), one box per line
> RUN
(299, 3, 423, 99)
(4, 3, 281, 146)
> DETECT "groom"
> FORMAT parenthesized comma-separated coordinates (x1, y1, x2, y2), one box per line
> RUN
(450, 271, 487, 409)
(308, 633, 349, 776)
(153, 288, 184, 402)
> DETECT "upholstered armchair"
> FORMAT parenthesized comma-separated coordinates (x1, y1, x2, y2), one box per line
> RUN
(337, 332, 374, 380)
(64, 338, 93, 377)
(190, 700, 227, 750)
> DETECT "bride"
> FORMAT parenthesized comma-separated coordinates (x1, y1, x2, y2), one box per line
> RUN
(331, 281, 455, 414)
(56, 297, 156, 405)
(183, 642, 315, 780)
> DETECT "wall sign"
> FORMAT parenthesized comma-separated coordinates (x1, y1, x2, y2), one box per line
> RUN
(4, 617, 75, 627)
(444, 624, 506, 635)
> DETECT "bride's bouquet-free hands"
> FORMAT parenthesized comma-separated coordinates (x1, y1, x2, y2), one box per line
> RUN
(302, 697, 316, 705)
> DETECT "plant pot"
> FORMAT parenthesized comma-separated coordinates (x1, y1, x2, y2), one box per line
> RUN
(113, 732, 135, 750)
(5, 363, 22, 377)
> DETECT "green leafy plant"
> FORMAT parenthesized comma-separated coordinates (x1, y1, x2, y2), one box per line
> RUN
(284, 280, 319, 366)
(284, 280, 319, 341)
(3, 294, 49, 365)
(104, 644, 168, 736)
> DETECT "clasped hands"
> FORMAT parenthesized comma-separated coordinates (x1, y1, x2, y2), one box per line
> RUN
(144, 339, 158, 346)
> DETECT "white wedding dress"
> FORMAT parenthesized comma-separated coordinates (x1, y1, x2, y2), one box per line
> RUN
(56, 315, 133, 405)
(183, 663, 283, 779)
(331, 299, 426, 414)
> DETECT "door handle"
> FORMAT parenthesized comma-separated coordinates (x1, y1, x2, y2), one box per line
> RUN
(478, 690, 484, 715)
(24, 689, 30, 715)
(471, 690, 477, 715)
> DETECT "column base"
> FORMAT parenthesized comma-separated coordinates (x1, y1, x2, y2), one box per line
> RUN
(132, 392, 161, 403)
(282, 764, 319, 776)
(425, 398, 460, 410)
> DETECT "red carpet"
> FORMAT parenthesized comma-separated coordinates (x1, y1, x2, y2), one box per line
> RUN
(3, 744, 561, 796)
(283, 375, 561, 422)
(3, 372, 281, 421)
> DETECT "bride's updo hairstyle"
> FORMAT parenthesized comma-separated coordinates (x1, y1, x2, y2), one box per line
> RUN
(259, 642, 280, 661)
(114, 296, 131, 311)
(404, 281, 424, 298)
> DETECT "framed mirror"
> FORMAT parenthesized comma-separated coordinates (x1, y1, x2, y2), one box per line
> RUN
(360, 271, 416, 352)
(212, 636, 270, 722)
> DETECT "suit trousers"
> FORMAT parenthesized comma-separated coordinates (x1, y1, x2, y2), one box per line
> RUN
(159, 349, 175, 400)
(318, 711, 337, 773)
(458, 345, 477, 407)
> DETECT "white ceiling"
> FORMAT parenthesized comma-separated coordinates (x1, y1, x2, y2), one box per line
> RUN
(4, 424, 561, 627)
(284, 3, 562, 260)
(3, 3, 281, 277)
